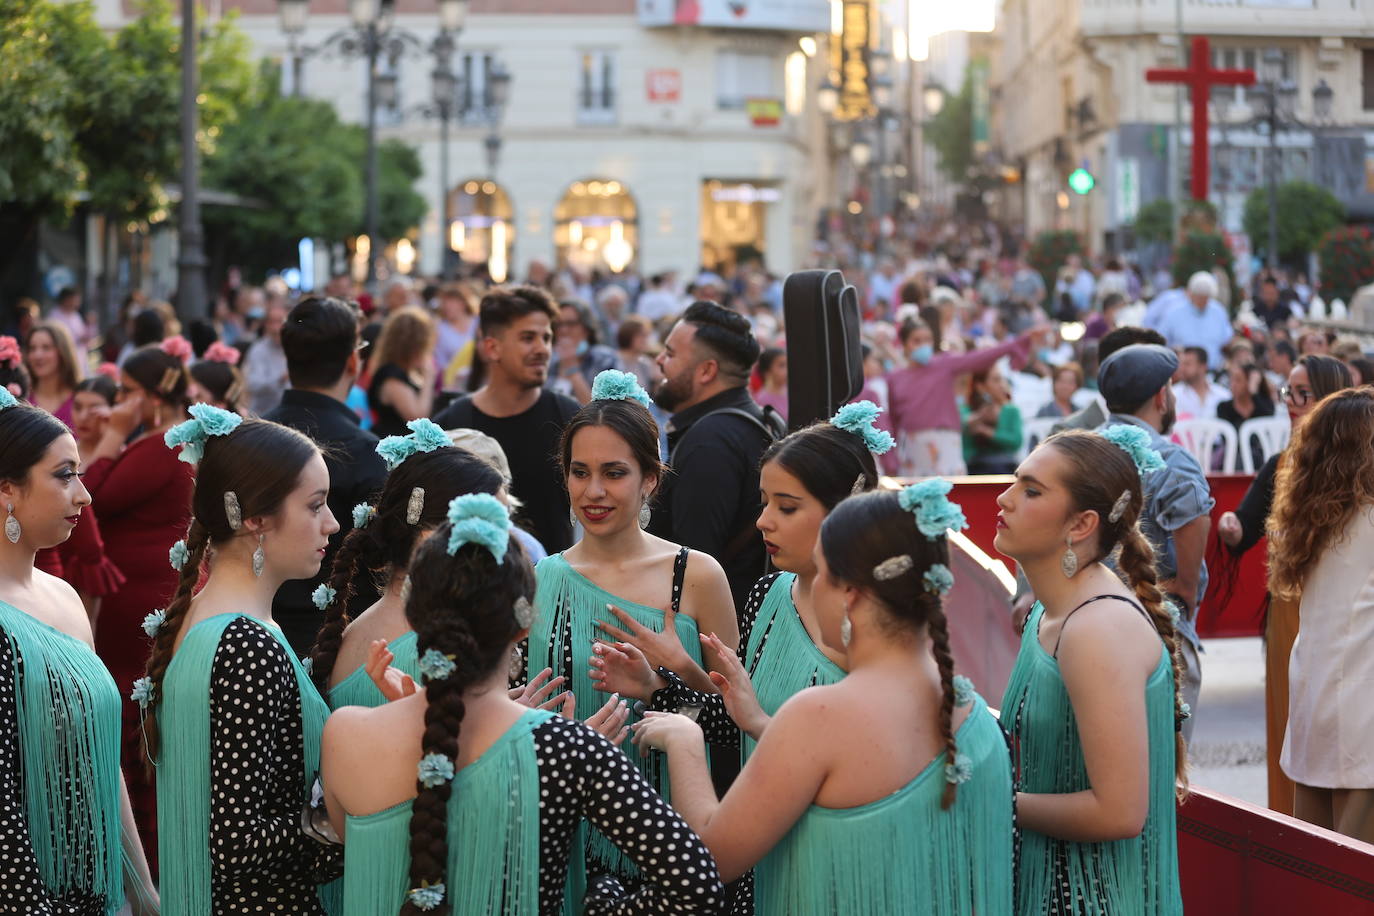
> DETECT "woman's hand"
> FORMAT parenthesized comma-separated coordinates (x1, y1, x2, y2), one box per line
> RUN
(509, 667, 575, 717)
(584, 693, 631, 744)
(364, 639, 418, 703)
(106, 392, 144, 440)
(1218, 511, 1243, 548)
(594, 603, 695, 677)
(701, 632, 769, 739)
(589, 640, 665, 702)
(631, 710, 703, 754)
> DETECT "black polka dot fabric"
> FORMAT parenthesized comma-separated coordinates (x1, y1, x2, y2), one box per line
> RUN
(531, 715, 724, 914)
(208, 618, 341, 912)
(0, 634, 106, 913)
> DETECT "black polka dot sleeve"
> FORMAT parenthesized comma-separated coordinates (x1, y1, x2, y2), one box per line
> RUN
(647, 573, 778, 748)
(208, 618, 341, 911)
(0, 633, 98, 915)
(532, 716, 724, 915)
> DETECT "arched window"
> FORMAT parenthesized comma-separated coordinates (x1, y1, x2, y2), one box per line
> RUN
(553, 179, 638, 273)
(448, 179, 515, 282)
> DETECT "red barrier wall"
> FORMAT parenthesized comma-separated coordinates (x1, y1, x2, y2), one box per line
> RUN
(1178, 788, 1374, 915)
(943, 474, 1267, 639)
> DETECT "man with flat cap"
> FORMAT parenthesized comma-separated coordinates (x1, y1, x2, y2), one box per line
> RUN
(1097, 343, 1213, 739)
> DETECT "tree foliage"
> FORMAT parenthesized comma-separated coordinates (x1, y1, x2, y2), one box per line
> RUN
(1242, 181, 1345, 266)
(1316, 226, 1374, 304)
(925, 70, 974, 182)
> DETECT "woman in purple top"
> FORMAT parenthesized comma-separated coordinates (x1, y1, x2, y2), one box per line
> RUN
(886, 316, 1044, 477)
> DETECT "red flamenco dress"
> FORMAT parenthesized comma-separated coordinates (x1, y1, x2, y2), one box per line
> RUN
(88, 434, 194, 873)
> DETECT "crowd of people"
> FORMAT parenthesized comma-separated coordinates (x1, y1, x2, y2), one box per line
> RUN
(0, 231, 1370, 914)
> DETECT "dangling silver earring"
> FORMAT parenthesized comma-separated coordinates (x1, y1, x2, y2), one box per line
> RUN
(399, 575, 412, 605)
(252, 534, 265, 578)
(1061, 537, 1079, 578)
(4, 504, 19, 545)
(840, 614, 853, 648)
(638, 499, 652, 530)
(569, 507, 578, 527)
(508, 644, 525, 680)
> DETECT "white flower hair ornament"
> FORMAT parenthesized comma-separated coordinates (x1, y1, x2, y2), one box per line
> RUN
(164, 403, 243, 465)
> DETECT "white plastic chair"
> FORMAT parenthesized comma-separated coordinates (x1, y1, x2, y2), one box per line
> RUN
(1173, 419, 1239, 473)
(1020, 417, 1059, 460)
(1237, 416, 1291, 473)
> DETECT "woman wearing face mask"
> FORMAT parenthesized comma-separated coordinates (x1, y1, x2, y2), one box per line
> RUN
(322, 494, 725, 915)
(528, 370, 738, 877)
(140, 406, 344, 913)
(887, 316, 1045, 477)
(84, 344, 195, 865)
(996, 429, 1187, 915)
(1215, 354, 1351, 815)
(0, 394, 158, 914)
(634, 482, 1013, 915)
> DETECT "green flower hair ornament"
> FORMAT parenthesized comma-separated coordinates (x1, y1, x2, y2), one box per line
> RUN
(923, 563, 955, 597)
(831, 400, 896, 455)
(168, 539, 190, 572)
(141, 609, 166, 638)
(446, 493, 512, 563)
(952, 675, 975, 707)
(944, 752, 972, 786)
(590, 369, 653, 408)
(898, 478, 968, 540)
(164, 403, 243, 465)
(418, 648, 457, 682)
(0, 388, 18, 411)
(407, 882, 446, 911)
(311, 584, 336, 610)
(1099, 424, 1166, 475)
(417, 753, 455, 788)
(376, 418, 452, 472)
(352, 503, 375, 529)
(130, 676, 155, 709)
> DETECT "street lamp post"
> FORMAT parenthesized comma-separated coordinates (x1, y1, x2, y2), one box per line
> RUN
(176, 0, 208, 320)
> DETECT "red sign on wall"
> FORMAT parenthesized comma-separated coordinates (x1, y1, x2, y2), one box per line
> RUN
(646, 69, 682, 102)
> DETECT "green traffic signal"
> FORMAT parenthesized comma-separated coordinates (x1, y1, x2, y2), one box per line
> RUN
(1068, 168, 1095, 195)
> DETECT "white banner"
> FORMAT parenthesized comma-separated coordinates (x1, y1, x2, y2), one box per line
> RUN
(638, 0, 830, 31)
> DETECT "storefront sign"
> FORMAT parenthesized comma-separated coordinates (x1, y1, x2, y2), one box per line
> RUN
(710, 183, 782, 203)
(646, 69, 682, 102)
(835, 0, 873, 121)
(637, 0, 829, 31)
(746, 97, 783, 126)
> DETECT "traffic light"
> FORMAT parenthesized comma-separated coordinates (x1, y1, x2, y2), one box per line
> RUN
(1068, 167, 1095, 195)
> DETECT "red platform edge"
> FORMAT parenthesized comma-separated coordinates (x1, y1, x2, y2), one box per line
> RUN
(1178, 787, 1374, 915)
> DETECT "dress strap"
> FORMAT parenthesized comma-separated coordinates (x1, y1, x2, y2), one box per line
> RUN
(670, 546, 690, 615)
(1051, 593, 1150, 658)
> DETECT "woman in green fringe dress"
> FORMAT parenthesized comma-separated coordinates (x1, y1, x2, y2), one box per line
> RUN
(320, 493, 725, 915)
(0, 395, 158, 913)
(635, 482, 1014, 916)
(994, 428, 1188, 915)
(527, 370, 738, 875)
(138, 406, 344, 914)
(308, 422, 507, 710)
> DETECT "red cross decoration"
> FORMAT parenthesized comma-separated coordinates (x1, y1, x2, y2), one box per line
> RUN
(1146, 36, 1255, 202)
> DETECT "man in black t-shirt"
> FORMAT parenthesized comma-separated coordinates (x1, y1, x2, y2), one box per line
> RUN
(432, 286, 580, 552)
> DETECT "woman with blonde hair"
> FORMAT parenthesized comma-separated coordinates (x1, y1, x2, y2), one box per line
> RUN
(25, 322, 84, 427)
(1268, 386, 1374, 843)
(367, 306, 437, 437)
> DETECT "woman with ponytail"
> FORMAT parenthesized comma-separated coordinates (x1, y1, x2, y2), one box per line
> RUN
(995, 428, 1187, 914)
(635, 482, 1012, 915)
(142, 405, 343, 913)
(0, 395, 157, 913)
(309, 421, 504, 708)
(592, 402, 888, 763)
(321, 494, 724, 915)
(84, 343, 195, 863)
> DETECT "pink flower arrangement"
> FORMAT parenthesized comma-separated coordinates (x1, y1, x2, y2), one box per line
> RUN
(203, 341, 241, 365)
(159, 336, 194, 365)
(0, 336, 21, 368)
(96, 362, 121, 381)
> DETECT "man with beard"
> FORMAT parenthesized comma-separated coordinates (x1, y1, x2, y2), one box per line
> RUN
(649, 301, 782, 617)
(1097, 343, 1213, 738)
(432, 285, 580, 551)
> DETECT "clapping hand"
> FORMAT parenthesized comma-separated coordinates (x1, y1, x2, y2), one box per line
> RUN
(509, 667, 575, 718)
(701, 632, 769, 739)
(631, 711, 702, 754)
(585, 693, 632, 744)
(364, 639, 418, 702)
(589, 640, 664, 701)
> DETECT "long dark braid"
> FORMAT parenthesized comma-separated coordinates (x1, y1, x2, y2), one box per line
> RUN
(308, 446, 503, 692)
(399, 524, 535, 916)
(925, 608, 961, 809)
(142, 519, 211, 760)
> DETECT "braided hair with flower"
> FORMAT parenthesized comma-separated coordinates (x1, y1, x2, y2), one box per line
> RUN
(397, 493, 536, 915)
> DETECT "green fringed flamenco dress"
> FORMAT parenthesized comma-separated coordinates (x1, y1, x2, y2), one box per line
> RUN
(327, 630, 419, 710)
(753, 694, 1014, 916)
(340, 708, 725, 915)
(0, 602, 126, 914)
(1000, 600, 1183, 915)
(157, 614, 343, 915)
